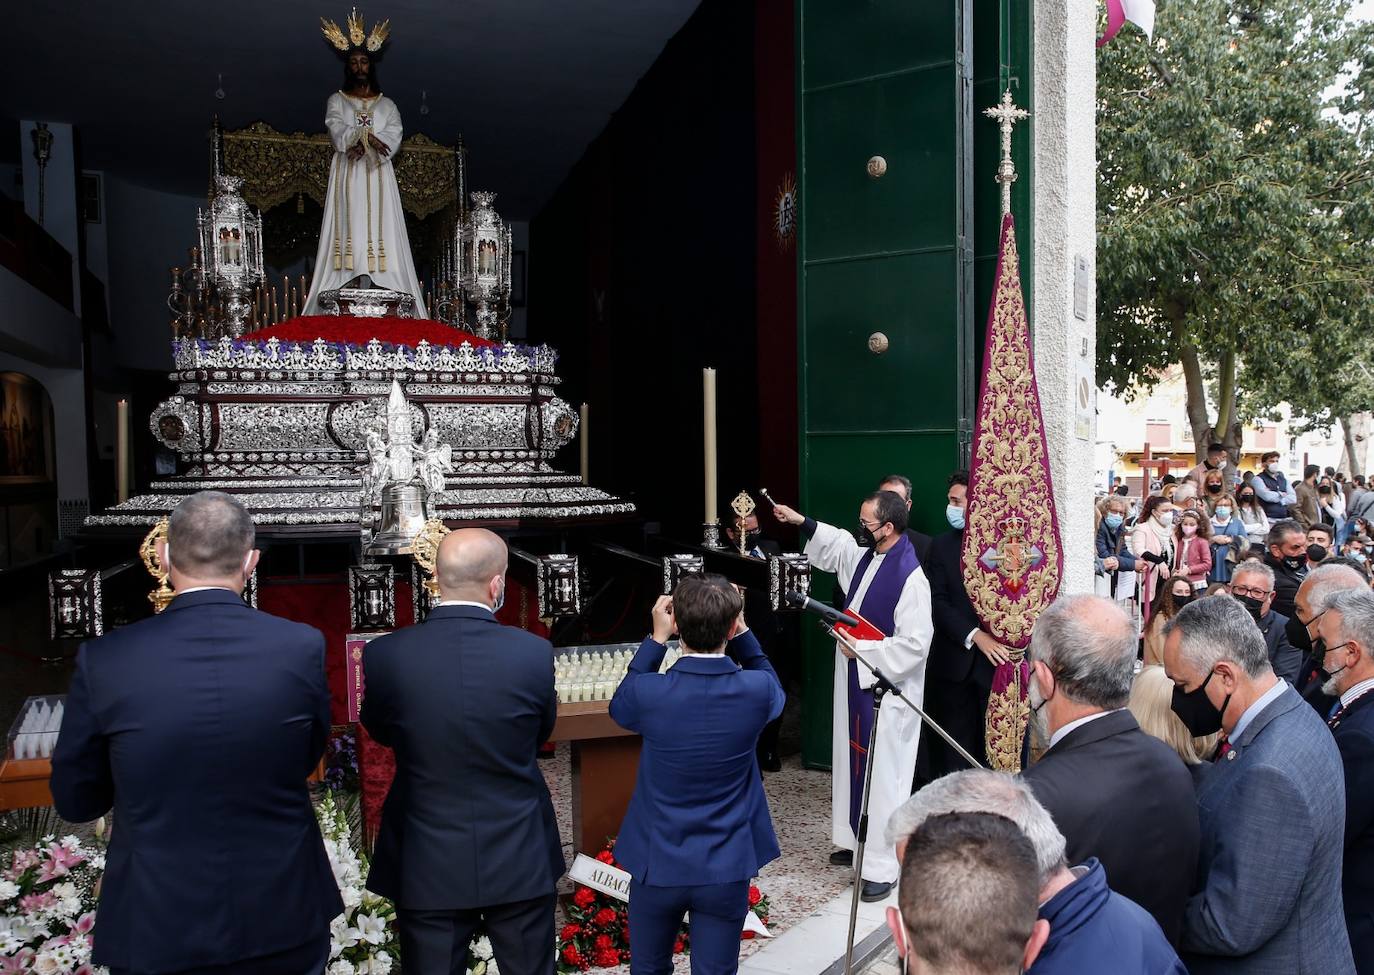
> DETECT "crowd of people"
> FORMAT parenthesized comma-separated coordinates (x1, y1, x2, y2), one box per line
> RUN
(38, 463, 1374, 975)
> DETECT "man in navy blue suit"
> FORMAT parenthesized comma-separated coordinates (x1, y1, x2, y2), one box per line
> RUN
(361, 528, 564, 975)
(51, 491, 341, 975)
(610, 575, 785, 975)
(1317, 588, 1374, 974)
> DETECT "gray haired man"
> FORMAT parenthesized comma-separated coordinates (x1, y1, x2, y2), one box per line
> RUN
(1021, 594, 1198, 944)
(886, 770, 1182, 974)
(1292, 562, 1370, 707)
(1228, 561, 1300, 684)
(1164, 596, 1354, 973)
(1315, 588, 1374, 972)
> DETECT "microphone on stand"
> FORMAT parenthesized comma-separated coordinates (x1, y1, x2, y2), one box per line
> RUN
(783, 590, 860, 628)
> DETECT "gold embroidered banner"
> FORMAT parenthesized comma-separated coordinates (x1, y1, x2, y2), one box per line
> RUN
(223, 121, 458, 220)
(960, 214, 1063, 771)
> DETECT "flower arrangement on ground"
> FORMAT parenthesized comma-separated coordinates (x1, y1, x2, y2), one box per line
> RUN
(556, 839, 770, 972)
(0, 833, 106, 974)
(317, 792, 396, 975)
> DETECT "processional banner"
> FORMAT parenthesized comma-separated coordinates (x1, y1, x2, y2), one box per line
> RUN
(960, 213, 1063, 771)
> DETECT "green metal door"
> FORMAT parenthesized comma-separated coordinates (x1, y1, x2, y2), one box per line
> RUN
(796, 0, 975, 767)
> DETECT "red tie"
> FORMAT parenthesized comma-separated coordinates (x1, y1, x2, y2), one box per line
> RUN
(1214, 739, 1232, 762)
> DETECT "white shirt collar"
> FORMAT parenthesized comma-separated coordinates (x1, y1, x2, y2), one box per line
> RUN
(1048, 709, 1120, 750)
(684, 652, 727, 658)
(176, 586, 237, 596)
(1341, 676, 1374, 709)
(437, 600, 493, 612)
(1231, 678, 1287, 742)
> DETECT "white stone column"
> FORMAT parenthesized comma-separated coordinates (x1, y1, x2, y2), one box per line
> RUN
(1033, 0, 1097, 595)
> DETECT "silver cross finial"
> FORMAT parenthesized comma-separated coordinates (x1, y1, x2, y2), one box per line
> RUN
(983, 90, 1031, 216)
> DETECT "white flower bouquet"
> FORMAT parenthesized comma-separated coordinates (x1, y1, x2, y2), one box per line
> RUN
(317, 793, 397, 975)
(0, 834, 107, 975)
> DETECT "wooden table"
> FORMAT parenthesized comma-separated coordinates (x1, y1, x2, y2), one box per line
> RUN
(0, 758, 54, 811)
(550, 701, 640, 855)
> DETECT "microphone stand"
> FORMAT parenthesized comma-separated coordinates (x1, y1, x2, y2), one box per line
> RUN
(819, 620, 985, 975)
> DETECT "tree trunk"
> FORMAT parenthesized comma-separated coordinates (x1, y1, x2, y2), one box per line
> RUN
(1340, 413, 1370, 476)
(1177, 339, 1213, 463)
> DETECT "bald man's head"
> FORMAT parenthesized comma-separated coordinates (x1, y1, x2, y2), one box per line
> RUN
(436, 529, 509, 607)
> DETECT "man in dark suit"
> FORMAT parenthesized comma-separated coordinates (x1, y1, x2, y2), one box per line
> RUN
(1317, 589, 1374, 974)
(611, 575, 785, 975)
(361, 528, 563, 975)
(919, 470, 1006, 783)
(1164, 596, 1355, 973)
(51, 491, 341, 975)
(877, 474, 933, 565)
(1292, 562, 1369, 713)
(1022, 594, 1199, 945)
(1228, 561, 1300, 684)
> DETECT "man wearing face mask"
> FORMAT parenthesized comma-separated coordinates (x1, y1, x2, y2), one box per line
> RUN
(920, 471, 1010, 783)
(1162, 597, 1354, 974)
(1228, 562, 1301, 684)
(1261, 519, 1309, 619)
(1020, 595, 1199, 945)
(361, 528, 564, 974)
(1315, 588, 1374, 974)
(1293, 464, 1323, 531)
(773, 491, 933, 901)
(1186, 443, 1231, 492)
(1291, 562, 1371, 712)
(1254, 451, 1298, 521)
(50, 491, 342, 975)
(1309, 523, 1335, 568)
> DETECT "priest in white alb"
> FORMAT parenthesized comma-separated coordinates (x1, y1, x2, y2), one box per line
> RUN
(304, 9, 427, 317)
(773, 491, 932, 901)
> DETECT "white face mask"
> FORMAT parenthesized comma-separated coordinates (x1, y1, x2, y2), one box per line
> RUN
(1267, 463, 1281, 474)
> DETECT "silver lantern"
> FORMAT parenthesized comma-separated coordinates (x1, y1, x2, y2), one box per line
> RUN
(198, 174, 264, 337)
(457, 190, 512, 340)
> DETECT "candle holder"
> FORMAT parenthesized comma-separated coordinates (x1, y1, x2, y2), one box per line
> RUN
(139, 519, 175, 613)
(662, 554, 706, 595)
(349, 564, 396, 630)
(768, 553, 813, 611)
(701, 521, 726, 551)
(48, 569, 103, 641)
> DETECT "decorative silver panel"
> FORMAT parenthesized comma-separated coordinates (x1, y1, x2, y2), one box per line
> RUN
(49, 569, 103, 640)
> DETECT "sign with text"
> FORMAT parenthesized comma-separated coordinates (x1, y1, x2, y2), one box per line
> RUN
(568, 854, 771, 937)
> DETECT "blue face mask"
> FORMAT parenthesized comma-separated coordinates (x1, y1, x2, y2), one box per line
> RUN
(946, 504, 966, 530)
(1215, 507, 1231, 521)
(1105, 513, 1124, 529)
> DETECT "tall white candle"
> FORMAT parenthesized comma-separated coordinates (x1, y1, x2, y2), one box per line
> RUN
(116, 398, 130, 503)
(703, 367, 718, 523)
(580, 403, 590, 485)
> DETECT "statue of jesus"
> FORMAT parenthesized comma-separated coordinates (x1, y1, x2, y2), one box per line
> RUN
(303, 10, 427, 318)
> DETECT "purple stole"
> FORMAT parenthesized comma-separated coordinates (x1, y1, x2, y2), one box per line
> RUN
(841, 533, 919, 835)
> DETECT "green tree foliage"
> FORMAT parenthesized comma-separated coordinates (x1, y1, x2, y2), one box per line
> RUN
(1097, 0, 1374, 463)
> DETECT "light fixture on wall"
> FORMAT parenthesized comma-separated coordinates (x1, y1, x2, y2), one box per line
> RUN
(215, 73, 226, 100)
(29, 122, 53, 225)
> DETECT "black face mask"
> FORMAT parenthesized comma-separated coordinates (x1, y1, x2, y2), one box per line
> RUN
(1239, 494, 1256, 503)
(1307, 544, 1328, 563)
(1286, 613, 1314, 654)
(744, 529, 762, 547)
(1207, 483, 1222, 494)
(1281, 555, 1306, 572)
(1171, 670, 1232, 737)
(855, 523, 876, 548)
(1236, 593, 1266, 623)
(1172, 594, 1194, 611)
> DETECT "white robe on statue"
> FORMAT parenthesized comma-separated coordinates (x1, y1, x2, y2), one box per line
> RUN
(303, 91, 428, 318)
(805, 521, 933, 885)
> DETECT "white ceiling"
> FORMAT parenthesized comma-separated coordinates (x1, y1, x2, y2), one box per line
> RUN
(7, 0, 702, 217)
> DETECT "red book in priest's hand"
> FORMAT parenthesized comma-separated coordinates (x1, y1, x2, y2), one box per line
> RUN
(833, 609, 886, 642)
